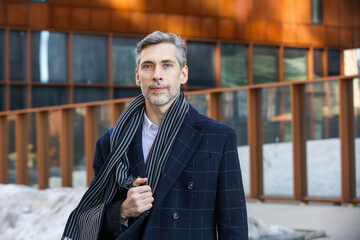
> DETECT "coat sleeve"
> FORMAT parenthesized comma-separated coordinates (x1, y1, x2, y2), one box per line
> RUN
(91, 130, 128, 239)
(216, 128, 248, 239)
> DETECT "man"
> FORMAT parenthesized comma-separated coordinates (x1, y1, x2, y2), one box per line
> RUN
(63, 31, 248, 240)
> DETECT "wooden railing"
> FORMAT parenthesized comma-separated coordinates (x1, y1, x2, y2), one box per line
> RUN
(0, 74, 359, 204)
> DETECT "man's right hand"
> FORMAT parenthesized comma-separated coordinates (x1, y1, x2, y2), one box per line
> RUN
(120, 178, 154, 222)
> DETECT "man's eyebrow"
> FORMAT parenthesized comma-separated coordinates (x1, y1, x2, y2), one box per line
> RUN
(161, 59, 176, 63)
(140, 60, 154, 65)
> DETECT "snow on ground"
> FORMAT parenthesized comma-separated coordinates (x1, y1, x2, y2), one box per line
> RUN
(0, 184, 322, 240)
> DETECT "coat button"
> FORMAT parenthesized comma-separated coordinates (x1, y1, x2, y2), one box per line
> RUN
(187, 182, 194, 190)
(172, 212, 179, 220)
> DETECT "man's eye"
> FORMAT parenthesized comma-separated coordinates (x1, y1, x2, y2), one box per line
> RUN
(164, 63, 172, 68)
(143, 65, 152, 69)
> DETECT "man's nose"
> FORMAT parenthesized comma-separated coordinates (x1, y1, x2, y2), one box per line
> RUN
(152, 66, 163, 81)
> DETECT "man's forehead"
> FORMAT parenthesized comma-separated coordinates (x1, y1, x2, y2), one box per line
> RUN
(139, 43, 177, 61)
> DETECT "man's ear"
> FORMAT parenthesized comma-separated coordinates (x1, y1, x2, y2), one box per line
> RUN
(180, 66, 188, 85)
(136, 69, 141, 86)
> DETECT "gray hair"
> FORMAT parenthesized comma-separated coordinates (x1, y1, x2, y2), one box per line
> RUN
(135, 31, 187, 69)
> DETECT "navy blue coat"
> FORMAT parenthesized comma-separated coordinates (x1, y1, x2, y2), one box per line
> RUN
(92, 105, 248, 240)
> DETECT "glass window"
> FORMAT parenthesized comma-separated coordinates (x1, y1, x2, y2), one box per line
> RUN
(10, 85, 27, 110)
(32, 31, 68, 83)
(0, 30, 4, 81)
(10, 30, 27, 81)
(313, 49, 323, 78)
(74, 87, 109, 103)
(221, 91, 249, 195)
(0, 85, 5, 111)
(187, 42, 216, 87)
(113, 37, 140, 85)
(114, 88, 141, 99)
(306, 81, 340, 198)
(32, 86, 69, 108)
(28, 113, 37, 187)
(73, 34, 108, 84)
(327, 49, 341, 76)
(284, 48, 307, 81)
(262, 86, 293, 197)
(220, 43, 248, 87)
(253, 46, 279, 84)
(186, 94, 209, 116)
(311, 0, 322, 25)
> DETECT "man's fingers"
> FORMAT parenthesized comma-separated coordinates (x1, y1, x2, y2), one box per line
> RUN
(133, 177, 148, 187)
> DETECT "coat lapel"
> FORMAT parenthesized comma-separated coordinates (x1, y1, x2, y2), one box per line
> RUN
(152, 105, 203, 209)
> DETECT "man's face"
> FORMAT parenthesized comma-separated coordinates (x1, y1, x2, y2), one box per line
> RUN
(136, 43, 188, 107)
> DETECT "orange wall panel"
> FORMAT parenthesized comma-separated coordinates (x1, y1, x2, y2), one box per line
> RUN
(266, 22, 282, 43)
(354, 0, 360, 28)
(219, 0, 234, 18)
(323, 0, 339, 27)
(251, 0, 266, 21)
(267, 0, 282, 22)
(235, 0, 251, 24)
(91, 9, 110, 31)
(219, 18, 235, 39)
(184, 16, 201, 38)
(201, 17, 218, 38)
(48, 0, 70, 4)
(339, 0, 353, 27)
(71, 8, 90, 30)
(164, 0, 184, 15)
(7, 3, 28, 26)
(70, 0, 89, 7)
(235, 23, 251, 40)
(50, 6, 70, 29)
(354, 28, 360, 47)
(166, 15, 184, 36)
(295, 0, 310, 24)
(281, 0, 295, 23)
(311, 25, 325, 45)
(109, 0, 128, 11)
(281, 23, 296, 44)
(110, 10, 129, 32)
(296, 24, 312, 45)
(92, 0, 111, 8)
(250, 20, 266, 41)
(146, 0, 165, 13)
(148, 13, 166, 33)
(184, 0, 201, 16)
(29, 3, 49, 28)
(200, 0, 218, 17)
(0, 3, 6, 25)
(127, 0, 147, 12)
(128, 12, 147, 34)
(340, 28, 353, 48)
(325, 27, 340, 47)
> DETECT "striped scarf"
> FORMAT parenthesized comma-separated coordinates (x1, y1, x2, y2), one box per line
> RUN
(62, 91, 189, 240)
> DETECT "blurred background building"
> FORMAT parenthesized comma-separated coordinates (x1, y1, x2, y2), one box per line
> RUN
(0, 0, 359, 204)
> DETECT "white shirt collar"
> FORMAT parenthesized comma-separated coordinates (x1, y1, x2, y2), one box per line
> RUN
(143, 112, 159, 137)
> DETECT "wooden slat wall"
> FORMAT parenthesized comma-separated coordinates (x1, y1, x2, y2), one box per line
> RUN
(0, 0, 358, 49)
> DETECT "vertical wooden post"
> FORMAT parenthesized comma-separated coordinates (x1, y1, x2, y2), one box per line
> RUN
(111, 102, 126, 127)
(36, 111, 49, 189)
(15, 113, 29, 185)
(208, 92, 221, 121)
(247, 88, 263, 199)
(85, 106, 99, 186)
(323, 48, 328, 77)
(339, 78, 355, 202)
(291, 84, 307, 201)
(5, 29, 10, 110)
(279, 45, 284, 82)
(0, 116, 9, 183)
(60, 109, 74, 187)
(215, 41, 221, 88)
(308, 47, 314, 80)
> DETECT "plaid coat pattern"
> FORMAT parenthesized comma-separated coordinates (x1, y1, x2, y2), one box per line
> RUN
(92, 105, 248, 240)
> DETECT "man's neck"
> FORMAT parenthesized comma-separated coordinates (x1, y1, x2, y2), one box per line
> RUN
(144, 97, 178, 127)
